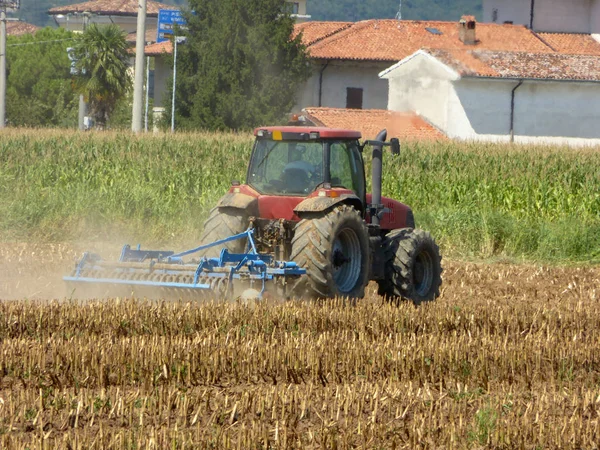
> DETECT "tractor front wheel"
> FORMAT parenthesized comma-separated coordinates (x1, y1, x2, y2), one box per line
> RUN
(290, 205, 370, 299)
(378, 228, 442, 305)
(198, 207, 247, 258)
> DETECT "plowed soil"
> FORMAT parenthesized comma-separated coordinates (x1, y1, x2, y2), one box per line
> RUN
(0, 242, 599, 449)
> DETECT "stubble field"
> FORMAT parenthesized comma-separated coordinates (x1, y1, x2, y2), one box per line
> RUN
(1, 242, 599, 449)
(1, 130, 599, 448)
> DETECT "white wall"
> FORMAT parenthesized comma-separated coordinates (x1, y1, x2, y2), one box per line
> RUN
(483, 0, 595, 32)
(384, 54, 600, 146)
(384, 53, 458, 132)
(451, 78, 600, 146)
(294, 61, 390, 112)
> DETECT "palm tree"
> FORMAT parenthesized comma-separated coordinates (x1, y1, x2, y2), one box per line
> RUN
(73, 24, 131, 129)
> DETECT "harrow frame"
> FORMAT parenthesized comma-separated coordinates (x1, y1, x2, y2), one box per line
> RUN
(64, 229, 306, 299)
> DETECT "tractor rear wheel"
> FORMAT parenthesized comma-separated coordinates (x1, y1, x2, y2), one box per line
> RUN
(290, 205, 370, 299)
(378, 228, 442, 305)
(198, 207, 247, 258)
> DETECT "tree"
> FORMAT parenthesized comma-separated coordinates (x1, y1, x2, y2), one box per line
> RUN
(173, 0, 311, 130)
(73, 24, 131, 129)
(6, 27, 78, 127)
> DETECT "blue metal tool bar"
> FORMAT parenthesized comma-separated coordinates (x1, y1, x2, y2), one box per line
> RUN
(167, 229, 259, 261)
(63, 277, 212, 290)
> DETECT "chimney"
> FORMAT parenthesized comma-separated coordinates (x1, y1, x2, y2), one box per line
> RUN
(459, 15, 477, 45)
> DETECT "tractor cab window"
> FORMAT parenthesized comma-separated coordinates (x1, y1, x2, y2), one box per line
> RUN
(330, 141, 365, 201)
(248, 140, 324, 195)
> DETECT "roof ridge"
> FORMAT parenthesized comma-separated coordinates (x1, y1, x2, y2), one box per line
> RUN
(309, 20, 377, 49)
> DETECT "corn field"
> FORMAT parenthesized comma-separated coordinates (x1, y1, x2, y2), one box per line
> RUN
(0, 129, 599, 260)
(1, 243, 600, 448)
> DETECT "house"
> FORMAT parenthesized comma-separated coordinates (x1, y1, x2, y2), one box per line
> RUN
(292, 17, 561, 112)
(483, 0, 600, 33)
(380, 18, 600, 145)
(48, 0, 172, 36)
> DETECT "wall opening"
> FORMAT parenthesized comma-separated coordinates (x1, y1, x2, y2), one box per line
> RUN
(346, 87, 363, 109)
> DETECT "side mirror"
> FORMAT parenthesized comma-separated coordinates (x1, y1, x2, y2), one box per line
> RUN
(390, 138, 400, 156)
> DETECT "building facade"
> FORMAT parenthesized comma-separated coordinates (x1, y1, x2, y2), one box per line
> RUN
(381, 48, 600, 146)
(483, 0, 600, 33)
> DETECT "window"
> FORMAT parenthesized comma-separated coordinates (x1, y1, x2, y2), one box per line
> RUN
(248, 140, 324, 195)
(425, 27, 443, 35)
(346, 88, 363, 109)
(329, 141, 365, 201)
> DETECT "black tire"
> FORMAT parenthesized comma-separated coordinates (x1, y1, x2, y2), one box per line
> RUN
(378, 228, 442, 305)
(290, 205, 370, 299)
(198, 207, 247, 258)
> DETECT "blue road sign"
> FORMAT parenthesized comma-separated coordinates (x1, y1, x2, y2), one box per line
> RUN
(157, 9, 187, 43)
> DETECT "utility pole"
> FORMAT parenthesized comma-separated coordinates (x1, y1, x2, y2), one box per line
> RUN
(0, 9, 6, 129)
(0, 0, 18, 129)
(144, 55, 149, 132)
(171, 36, 185, 133)
(131, 0, 147, 132)
(79, 12, 90, 131)
(171, 35, 177, 133)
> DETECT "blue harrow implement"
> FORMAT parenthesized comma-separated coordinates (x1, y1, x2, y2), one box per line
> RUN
(64, 229, 306, 300)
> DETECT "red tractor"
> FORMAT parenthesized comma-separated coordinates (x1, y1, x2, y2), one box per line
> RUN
(198, 126, 442, 303)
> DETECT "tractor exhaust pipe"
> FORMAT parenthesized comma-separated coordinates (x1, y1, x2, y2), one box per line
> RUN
(371, 129, 387, 226)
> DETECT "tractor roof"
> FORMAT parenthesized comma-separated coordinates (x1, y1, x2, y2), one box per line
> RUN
(254, 126, 362, 140)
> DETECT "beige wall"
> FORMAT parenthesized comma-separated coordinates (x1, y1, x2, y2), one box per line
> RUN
(294, 61, 390, 112)
(483, 0, 600, 33)
(592, 0, 600, 32)
(53, 14, 157, 35)
(153, 57, 170, 109)
(483, 0, 531, 26)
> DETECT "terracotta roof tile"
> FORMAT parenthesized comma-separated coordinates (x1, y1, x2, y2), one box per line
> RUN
(308, 20, 552, 61)
(537, 32, 600, 55)
(424, 48, 600, 81)
(144, 40, 172, 56)
(292, 21, 352, 46)
(7, 21, 39, 36)
(303, 107, 447, 141)
(48, 0, 173, 17)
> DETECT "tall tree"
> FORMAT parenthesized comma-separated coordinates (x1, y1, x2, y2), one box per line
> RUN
(73, 24, 131, 129)
(6, 27, 78, 127)
(173, 0, 311, 130)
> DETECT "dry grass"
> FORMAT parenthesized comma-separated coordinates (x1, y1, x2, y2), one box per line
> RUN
(1, 244, 599, 448)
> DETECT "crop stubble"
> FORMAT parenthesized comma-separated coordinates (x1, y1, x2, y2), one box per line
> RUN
(0, 243, 599, 448)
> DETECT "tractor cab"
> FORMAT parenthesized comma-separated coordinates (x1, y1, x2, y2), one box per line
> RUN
(247, 127, 366, 202)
